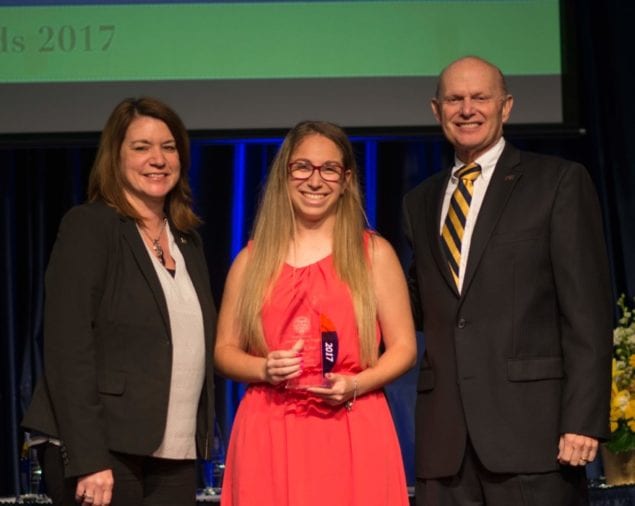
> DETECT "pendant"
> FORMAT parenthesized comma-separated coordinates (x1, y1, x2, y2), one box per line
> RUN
(152, 240, 165, 266)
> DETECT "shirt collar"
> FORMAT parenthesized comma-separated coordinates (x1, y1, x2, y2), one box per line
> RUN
(451, 137, 506, 183)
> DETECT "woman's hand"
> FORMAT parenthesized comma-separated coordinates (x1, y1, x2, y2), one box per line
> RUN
(263, 339, 304, 385)
(75, 469, 114, 506)
(307, 373, 357, 407)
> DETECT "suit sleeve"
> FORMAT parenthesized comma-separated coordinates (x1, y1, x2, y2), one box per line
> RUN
(550, 163, 613, 439)
(43, 206, 113, 477)
(402, 195, 424, 331)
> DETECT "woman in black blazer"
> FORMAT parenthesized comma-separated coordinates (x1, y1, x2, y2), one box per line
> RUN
(22, 97, 217, 506)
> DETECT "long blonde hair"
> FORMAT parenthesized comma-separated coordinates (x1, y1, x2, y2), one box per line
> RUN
(237, 121, 378, 367)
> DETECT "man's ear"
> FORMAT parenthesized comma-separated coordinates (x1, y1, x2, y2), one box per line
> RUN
(501, 95, 514, 124)
(431, 98, 441, 123)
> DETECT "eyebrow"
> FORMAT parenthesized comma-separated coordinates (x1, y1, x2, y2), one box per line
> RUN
(445, 92, 490, 98)
(129, 139, 175, 145)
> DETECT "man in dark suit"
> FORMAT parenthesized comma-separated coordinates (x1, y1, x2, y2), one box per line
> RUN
(403, 55, 613, 505)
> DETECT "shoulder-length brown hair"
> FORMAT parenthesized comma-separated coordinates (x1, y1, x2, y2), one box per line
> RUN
(87, 97, 200, 231)
(237, 120, 378, 367)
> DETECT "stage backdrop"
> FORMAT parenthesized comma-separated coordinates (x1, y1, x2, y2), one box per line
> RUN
(2, 0, 635, 498)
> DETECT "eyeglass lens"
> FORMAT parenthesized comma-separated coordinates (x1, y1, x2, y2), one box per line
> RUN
(289, 160, 343, 182)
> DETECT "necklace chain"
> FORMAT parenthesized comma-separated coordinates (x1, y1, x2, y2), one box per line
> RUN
(141, 218, 167, 266)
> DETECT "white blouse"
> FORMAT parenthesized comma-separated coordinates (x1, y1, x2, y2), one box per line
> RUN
(140, 224, 206, 460)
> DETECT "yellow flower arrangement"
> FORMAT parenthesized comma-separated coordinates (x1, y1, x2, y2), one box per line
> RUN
(607, 294, 635, 452)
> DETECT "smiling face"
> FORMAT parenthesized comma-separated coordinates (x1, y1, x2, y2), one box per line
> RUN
(431, 57, 513, 163)
(287, 133, 349, 227)
(120, 115, 180, 212)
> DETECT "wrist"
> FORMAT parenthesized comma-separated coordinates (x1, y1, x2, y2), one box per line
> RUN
(260, 357, 270, 383)
(345, 377, 358, 412)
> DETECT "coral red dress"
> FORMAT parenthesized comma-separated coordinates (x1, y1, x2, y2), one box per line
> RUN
(220, 252, 409, 506)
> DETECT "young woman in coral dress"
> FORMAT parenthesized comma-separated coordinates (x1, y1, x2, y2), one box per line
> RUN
(214, 121, 417, 506)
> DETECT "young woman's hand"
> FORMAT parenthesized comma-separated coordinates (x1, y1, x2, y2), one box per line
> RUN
(264, 339, 304, 385)
(307, 373, 357, 407)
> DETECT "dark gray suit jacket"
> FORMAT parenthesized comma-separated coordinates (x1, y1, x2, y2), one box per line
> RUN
(22, 201, 217, 478)
(403, 143, 613, 479)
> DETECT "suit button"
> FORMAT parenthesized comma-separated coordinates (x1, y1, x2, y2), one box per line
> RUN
(457, 318, 466, 329)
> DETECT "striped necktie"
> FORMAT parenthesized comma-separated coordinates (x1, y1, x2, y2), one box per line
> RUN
(441, 162, 482, 288)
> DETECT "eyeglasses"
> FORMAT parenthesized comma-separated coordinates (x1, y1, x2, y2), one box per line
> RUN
(288, 159, 345, 182)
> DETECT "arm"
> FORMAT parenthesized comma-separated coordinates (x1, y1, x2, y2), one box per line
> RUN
(43, 206, 114, 496)
(213, 248, 302, 384)
(309, 236, 417, 405)
(402, 196, 423, 331)
(549, 163, 613, 465)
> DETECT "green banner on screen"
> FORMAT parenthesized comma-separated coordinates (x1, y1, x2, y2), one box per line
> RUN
(0, 1, 560, 83)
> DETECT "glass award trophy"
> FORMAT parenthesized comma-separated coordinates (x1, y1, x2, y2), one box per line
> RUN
(283, 307, 338, 389)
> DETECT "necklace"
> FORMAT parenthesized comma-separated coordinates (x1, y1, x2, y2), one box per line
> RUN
(141, 218, 167, 266)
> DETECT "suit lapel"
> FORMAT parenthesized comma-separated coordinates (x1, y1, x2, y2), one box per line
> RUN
(427, 171, 459, 295)
(173, 229, 207, 316)
(121, 218, 171, 333)
(462, 144, 523, 296)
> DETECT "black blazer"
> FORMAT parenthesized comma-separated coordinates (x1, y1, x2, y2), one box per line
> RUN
(22, 201, 217, 478)
(403, 143, 613, 479)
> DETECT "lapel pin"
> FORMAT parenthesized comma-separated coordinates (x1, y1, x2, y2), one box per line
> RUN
(180, 236, 187, 244)
(504, 175, 516, 181)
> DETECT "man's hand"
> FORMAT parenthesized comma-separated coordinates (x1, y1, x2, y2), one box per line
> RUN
(557, 433, 598, 466)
